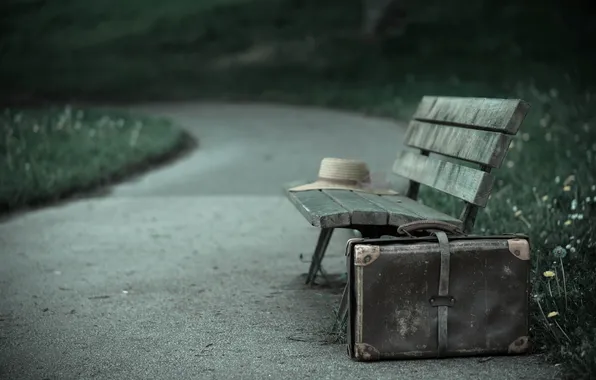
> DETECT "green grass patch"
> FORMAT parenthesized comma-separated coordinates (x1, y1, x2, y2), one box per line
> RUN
(2, 0, 595, 377)
(0, 106, 190, 213)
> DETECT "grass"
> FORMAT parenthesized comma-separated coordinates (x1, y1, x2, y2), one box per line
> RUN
(0, 106, 191, 214)
(2, 0, 595, 377)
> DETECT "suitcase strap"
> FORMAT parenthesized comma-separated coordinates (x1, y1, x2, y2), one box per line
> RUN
(430, 230, 454, 357)
(397, 220, 464, 237)
(397, 219, 461, 356)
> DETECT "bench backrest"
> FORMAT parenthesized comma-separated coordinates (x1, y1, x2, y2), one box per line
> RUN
(393, 96, 530, 233)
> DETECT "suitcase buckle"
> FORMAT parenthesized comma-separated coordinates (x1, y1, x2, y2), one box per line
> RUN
(429, 295, 456, 307)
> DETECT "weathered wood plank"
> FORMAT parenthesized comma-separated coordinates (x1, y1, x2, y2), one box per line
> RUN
(404, 120, 513, 168)
(380, 193, 463, 227)
(355, 192, 424, 226)
(323, 190, 388, 225)
(286, 190, 351, 228)
(413, 96, 530, 134)
(392, 151, 494, 206)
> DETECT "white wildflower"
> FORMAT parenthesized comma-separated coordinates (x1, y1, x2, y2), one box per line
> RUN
(571, 199, 578, 211)
(564, 175, 575, 186)
(56, 114, 66, 130)
(555, 176, 560, 184)
(549, 89, 558, 98)
(545, 132, 552, 142)
(64, 105, 72, 115)
(97, 116, 110, 128)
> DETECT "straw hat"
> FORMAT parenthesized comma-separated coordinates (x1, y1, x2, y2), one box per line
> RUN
(288, 157, 397, 195)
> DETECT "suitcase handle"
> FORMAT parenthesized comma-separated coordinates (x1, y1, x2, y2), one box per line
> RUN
(396, 220, 464, 237)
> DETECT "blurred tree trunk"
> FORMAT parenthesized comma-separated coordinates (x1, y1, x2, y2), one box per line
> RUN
(362, 0, 408, 38)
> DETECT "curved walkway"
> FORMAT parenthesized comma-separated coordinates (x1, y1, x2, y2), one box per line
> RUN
(0, 103, 556, 380)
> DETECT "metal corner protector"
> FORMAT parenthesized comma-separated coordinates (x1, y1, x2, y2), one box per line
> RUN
(354, 244, 381, 266)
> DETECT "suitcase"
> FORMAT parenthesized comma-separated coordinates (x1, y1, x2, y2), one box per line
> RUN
(341, 220, 531, 361)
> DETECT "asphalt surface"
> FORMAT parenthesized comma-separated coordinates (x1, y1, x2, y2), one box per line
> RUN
(0, 102, 559, 379)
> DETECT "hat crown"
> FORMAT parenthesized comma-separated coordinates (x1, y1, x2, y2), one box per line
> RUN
(317, 157, 370, 182)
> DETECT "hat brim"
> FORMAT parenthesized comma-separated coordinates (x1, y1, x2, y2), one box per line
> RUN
(288, 180, 398, 195)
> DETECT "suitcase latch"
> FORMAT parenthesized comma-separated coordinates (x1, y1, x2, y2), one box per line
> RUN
(429, 296, 455, 307)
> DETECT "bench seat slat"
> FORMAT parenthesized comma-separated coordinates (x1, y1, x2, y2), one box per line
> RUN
(413, 96, 530, 134)
(392, 150, 494, 206)
(357, 193, 463, 227)
(286, 190, 351, 228)
(323, 190, 388, 225)
(381, 194, 463, 227)
(405, 120, 513, 168)
(354, 193, 421, 225)
(286, 189, 463, 229)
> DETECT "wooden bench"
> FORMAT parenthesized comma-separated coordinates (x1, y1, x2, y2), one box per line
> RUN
(285, 96, 530, 286)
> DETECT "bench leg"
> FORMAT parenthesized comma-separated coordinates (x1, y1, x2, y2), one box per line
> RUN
(305, 228, 334, 286)
(331, 278, 350, 336)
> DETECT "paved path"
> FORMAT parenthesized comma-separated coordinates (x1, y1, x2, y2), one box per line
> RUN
(0, 103, 558, 380)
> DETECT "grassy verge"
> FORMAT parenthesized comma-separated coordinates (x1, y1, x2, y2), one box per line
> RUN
(0, 106, 192, 214)
(2, 0, 595, 377)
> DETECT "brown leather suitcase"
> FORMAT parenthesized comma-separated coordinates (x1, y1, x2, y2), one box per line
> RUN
(342, 221, 531, 361)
